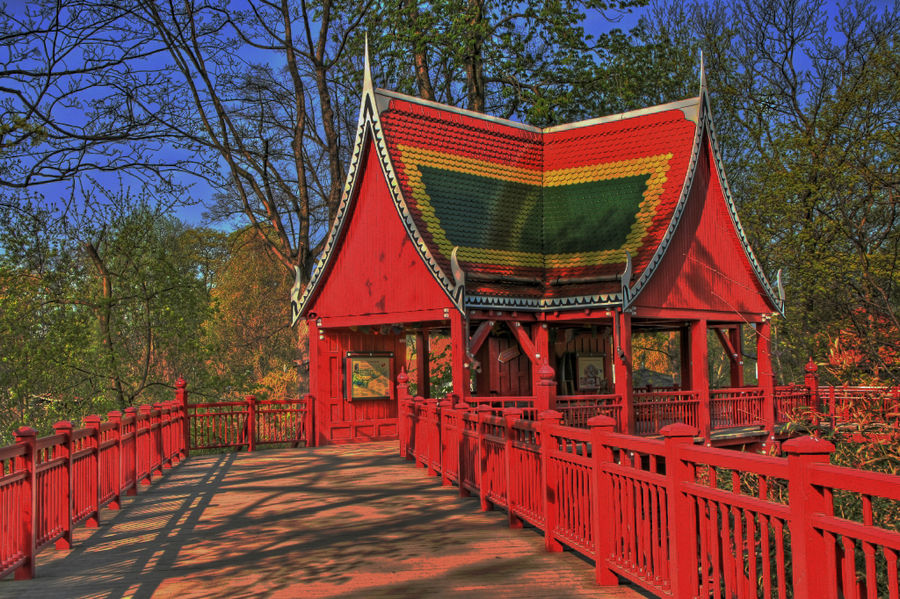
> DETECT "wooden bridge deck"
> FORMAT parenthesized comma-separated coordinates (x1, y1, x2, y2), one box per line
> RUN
(1, 442, 648, 599)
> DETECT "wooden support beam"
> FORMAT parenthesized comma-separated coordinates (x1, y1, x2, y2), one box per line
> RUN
(613, 310, 634, 434)
(508, 321, 539, 364)
(756, 321, 775, 433)
(713, 327, 737, 359)
(450, 311, 468, 399)
(468, 321, 494, 357)
(679, 325, 691, 390)
(729, 327, 744, 387)
(690, 319, 711, 442)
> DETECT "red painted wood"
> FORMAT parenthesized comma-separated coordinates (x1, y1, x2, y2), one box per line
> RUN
(757, 321, 776, 431)
(613, 310, 634, 434)
(306, 142, 452, 319)
(404, 400, 900, 598)
(451, 310, 468, 399)
(690, 319, 711, 440)
(310, 328, 404, 444)
(0, 397, 188, 581)
(633, 139, 776, 315)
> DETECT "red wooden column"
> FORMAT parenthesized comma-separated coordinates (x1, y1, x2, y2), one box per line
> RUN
(756, 320, 776, 432)
(450, 310, 468, 400)
(613, 310, 635, 434)
(307, 316, 321, 447)
(729, 326, 744, 387)
(416, 329, 430, 399)
(689, 319, 711, 441)
(534, 362, 557, 412)
(679, 325, 691, 390)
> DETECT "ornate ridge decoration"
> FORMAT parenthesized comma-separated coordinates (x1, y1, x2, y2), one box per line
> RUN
(293, 45, 464, 325)
(621, 58, 783, 315)
(701, 90, 783, 315)
(466, 292, 621, 311)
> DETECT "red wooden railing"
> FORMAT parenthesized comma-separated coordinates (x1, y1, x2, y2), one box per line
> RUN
(1, 380, 312, 581)
(775, 384, 812, 421)
(398, 391, 900, 597)
(0, 402, 185, 580)
(183, 384, 311, 452)
(823, 385, 900, 425)
(633, 390, 701, 435)
(555, 394, 622, 428)
(709, 387, 766, 429)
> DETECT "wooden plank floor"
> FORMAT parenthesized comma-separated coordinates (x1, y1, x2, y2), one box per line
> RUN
(1, 442, 651, 599)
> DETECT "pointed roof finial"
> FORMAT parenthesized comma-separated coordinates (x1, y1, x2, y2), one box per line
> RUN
(363, 33, 373, 93)
(699, 49, 707, 93)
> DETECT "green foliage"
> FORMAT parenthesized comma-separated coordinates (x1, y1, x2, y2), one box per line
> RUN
(649, 0, 900, 383)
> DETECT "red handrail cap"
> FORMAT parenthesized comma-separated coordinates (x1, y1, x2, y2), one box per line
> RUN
(782, 436, 835, 455)
(587, 415, 617, 428)
(538, 409, 563, 421)
(659, 423, 699, 438)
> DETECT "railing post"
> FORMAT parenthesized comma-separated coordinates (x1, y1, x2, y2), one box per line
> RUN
(303, 393, 315, 449)
(13, 426, 36, 580)
(504, 408, 525, 529)
(125, 407, 138, 495)
(539, 409, 564, 552)
(588, 415, 618, 585)
(246, 395, 257, 452)
(397, 369, 410, 458)
(456, 400, 471, 498)
(412, 397, 426, 468)
(804, 358, 819, 412)
(426, 398, 439, 477)
(158, 403, 172, 468)
(106, 412, 122, 510)
(661, 423, 699, 598)
(176, 378, 189, 458)
(535, 361, 558, 412)
(83, 415, 102, 527)
(152, 403, 165, 476)
(52, 421, 74, 549)
(476, 404, 493, 511)
(783, 436, 835, 598)
(134, 404, 153, 485)
(438, 399, 454, 486)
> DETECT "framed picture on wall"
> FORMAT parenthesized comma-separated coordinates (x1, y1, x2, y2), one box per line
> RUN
(576, 354, 605, 392)
(345, 352, 394, 400)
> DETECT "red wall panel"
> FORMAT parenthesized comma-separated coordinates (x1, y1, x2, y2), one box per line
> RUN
(314, 329, 405, 445)
(633, 139, 775, 316)
(308, 142, 452, 319)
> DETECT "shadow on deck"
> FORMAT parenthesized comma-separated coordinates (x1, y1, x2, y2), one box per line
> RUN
(1, 443, 649, 599)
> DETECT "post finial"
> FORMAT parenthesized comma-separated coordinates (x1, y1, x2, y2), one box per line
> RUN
(805, 357, 817, 374)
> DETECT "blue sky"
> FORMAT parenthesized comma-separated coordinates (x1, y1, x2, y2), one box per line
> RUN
(14, 0, 884, 229)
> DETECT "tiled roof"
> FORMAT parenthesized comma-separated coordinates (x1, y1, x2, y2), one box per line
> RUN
(377, 92, 699, 308)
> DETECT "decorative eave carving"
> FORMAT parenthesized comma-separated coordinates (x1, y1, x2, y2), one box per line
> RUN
(292, 41, 463, 325)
